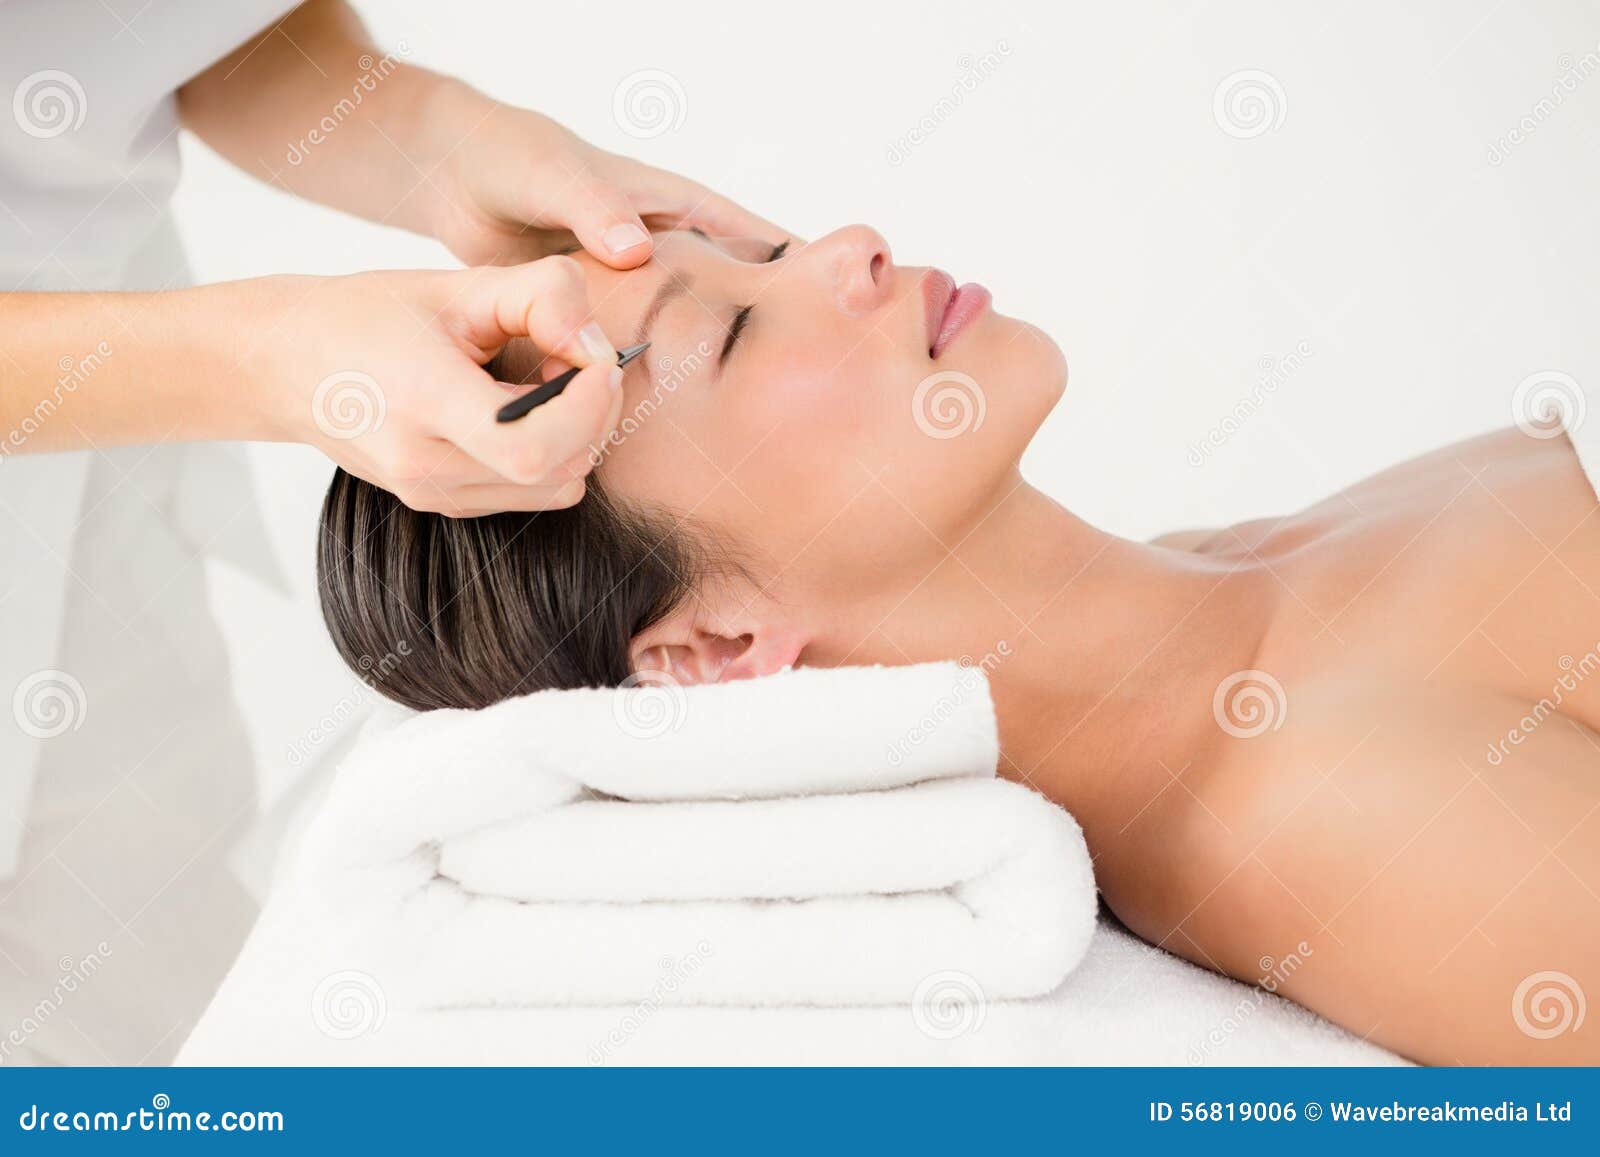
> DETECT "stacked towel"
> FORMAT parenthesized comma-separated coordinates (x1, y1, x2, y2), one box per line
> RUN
(257, 662, 1097, 1012)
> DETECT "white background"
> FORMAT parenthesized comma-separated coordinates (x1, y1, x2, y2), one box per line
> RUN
(171, 0, 1600, 817)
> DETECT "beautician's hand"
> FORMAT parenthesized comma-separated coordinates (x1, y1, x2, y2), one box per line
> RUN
(0, 258, 618, 512)
(182, 3, 786, 271)
(424, 83, 786, 269)
(254, 257, 623, 514)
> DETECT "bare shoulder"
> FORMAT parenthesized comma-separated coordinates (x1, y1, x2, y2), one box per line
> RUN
(1149, 677, 1600, 1064)
(1149, 518, 1282, 554)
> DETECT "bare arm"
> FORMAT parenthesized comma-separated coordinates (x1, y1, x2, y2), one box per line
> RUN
(0, 283, 267, 456)
(1168, 700, 1600, 1065)
(0, 264, 623, 514)
(177, 0, 784, 267)
(177, 1, 457, 243)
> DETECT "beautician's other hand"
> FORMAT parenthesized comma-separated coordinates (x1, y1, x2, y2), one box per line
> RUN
(183, 3, 780, 268)
(424, 83, 785, 269)
(255, 257, 622, 515)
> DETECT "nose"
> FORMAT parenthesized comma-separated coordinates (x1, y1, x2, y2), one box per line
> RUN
(810, 225, 893, 317)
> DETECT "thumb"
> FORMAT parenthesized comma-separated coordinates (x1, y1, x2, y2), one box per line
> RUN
(563, 180, 654, 269)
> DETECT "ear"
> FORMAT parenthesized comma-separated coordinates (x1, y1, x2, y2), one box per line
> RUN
(629, 592, 809, 686)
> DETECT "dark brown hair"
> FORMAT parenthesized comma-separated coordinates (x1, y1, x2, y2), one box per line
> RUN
(316, 467, 705, 712)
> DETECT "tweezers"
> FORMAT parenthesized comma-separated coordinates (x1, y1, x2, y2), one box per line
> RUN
(496, 341, 651, 423)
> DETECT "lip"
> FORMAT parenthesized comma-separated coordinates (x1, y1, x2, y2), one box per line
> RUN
(923, 270, 991, 358)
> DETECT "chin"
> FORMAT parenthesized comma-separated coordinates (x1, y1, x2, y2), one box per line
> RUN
(1009, 317, 1068, 390)
(980, 314, 1067, 420)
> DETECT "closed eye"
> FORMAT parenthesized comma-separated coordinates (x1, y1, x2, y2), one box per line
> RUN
(719, 305, 752, 364)
(718, 241, 789, 368)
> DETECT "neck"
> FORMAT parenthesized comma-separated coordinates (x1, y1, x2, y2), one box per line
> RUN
(829, 478, 1275, 837)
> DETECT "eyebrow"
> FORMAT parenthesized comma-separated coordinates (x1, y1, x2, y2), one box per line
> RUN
(631, 271, 695, 350)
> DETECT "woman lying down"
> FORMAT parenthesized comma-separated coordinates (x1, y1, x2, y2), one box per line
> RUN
(316, 226, 1598, 1066)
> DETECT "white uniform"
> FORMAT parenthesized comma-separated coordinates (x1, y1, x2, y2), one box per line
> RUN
(1, 0, 297, 1064)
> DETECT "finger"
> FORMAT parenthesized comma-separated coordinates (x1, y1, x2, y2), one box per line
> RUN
(396, 439, 505, 490)
(558, 178, 655, 270)
(382, 458, 586, 515)
(445, 360, 622, 487)
(443, 478, 588, 517)
(450, 257, 617, 370)
(630, 169, 787, 244)
(674, 195, 788, 246)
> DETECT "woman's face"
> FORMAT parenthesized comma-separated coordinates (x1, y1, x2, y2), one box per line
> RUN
(505, 226, 1066, 616)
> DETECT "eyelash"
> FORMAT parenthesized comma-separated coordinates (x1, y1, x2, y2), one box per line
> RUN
(720, 241, 790, 362)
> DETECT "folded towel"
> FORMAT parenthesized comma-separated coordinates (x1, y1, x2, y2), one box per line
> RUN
(273, 662, 1097, 1010)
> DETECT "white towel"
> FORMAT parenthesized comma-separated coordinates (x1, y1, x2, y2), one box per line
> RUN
(178, 918, 1402, 1065)
(271, 662, 1097, 1011)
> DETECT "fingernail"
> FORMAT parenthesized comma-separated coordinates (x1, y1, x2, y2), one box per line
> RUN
(607, 365, 624, 391)
(603, 223, 650, 255)
(577, 322, 615, 364)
